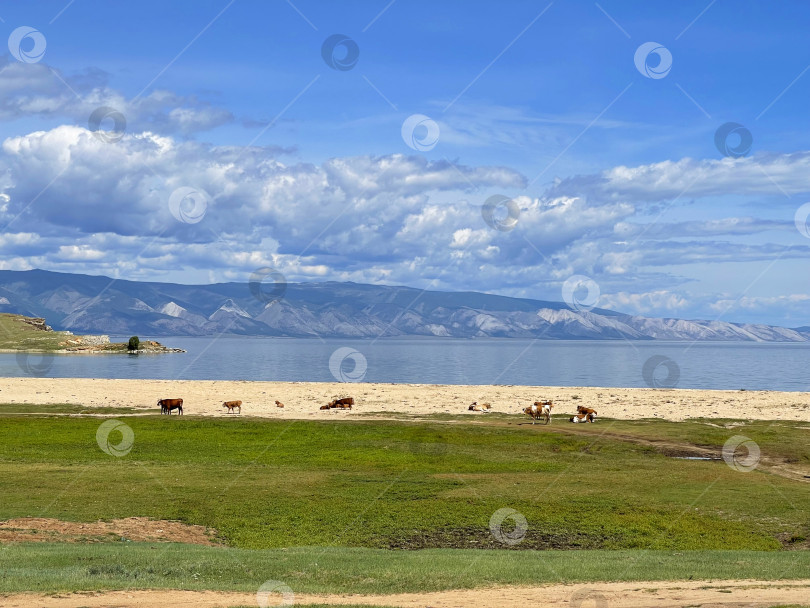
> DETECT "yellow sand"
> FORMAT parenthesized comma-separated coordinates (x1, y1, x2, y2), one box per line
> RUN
(0, 377, 808, 421)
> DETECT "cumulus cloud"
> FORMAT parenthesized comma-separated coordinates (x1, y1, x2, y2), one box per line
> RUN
(545, 152, 810, 204)
(1, 115, 809, 325)
(0, 57, 233, 135)
(0, 125, 527, 282)
(600, 290, 689, 314)
(709, 294, 810, 313)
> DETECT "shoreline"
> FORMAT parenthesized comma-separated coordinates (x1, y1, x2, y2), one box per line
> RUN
(0, 377, 807, 421)
(0, 349, 185, 355)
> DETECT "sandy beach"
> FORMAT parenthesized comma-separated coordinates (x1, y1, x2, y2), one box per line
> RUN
(0, 377, 808, 421)
(5, 580, 810, 608)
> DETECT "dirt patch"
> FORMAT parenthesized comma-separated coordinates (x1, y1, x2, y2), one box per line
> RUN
(537, 425, 810, 483)
(4, 580, 810, 608)
(380, 526, 619, 550)
(778, 530, 810, 550)
(0, 517, 222, 546)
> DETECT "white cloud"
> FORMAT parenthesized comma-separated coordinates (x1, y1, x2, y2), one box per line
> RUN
(0, 57, 233, 135)
(709, 294, 810, 313)
(1, 114, 809, 325)
(547, 152, 810, 204)
(600, 290, 689, 314)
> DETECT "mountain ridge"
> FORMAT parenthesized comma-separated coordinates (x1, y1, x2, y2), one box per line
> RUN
(0, 269, 806, 342)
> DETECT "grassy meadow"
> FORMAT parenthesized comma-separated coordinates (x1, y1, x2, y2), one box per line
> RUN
(0, 314, 77, 351)
(0, 405, 808, 593)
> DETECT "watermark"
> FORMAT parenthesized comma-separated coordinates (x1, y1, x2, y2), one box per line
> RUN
(15, 351, 54, 377)
(794, 202, 810, 238)
(88, 106, 127, 143)
(571, 588, 609, 608)
(481, 195, 519, 232)
(714, 122, 753, 158)
(168, 186, 209, 224)
(17, 351, 54, 378)
(248, 267, 287, 304)
(634, 42, 671, 79)
(256, 579, 295, 608)
(561, 275, 600, 312)
(722, 435, 760, 472)
(489, 507, 528, 546)
(96, 419, 134, 457)
(642, 355, 680, 389)
(8, 26, 46, 63)
(321, 34, 359, 71)
(329, 347, 367, 382)
(401, 113, 440, 152)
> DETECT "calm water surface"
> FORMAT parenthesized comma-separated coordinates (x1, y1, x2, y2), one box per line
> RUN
(3, 337, 810, 391)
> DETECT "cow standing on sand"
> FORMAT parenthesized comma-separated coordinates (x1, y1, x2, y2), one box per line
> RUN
(222, 400, 242, 414)
(158, 398, 183, 415)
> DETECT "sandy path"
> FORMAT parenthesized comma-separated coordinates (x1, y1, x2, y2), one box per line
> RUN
(5, 580, 810, 607)
(0, 377, 809, 422)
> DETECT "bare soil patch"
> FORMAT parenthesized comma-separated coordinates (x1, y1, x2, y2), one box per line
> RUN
(380, 526, 619, 550)
(0, 517, 222, 546)
(4, 580, 810, 607)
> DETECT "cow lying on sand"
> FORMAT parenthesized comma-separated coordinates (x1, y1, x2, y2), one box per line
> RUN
(523, 400, 553, 424)
(468, 402, 491, 412)
(275, 400, 284, 408)
(331, 397, 353, 409)
(222, 400, 242, 414)
(159, 398, 183, 415)
(322, 397, 354, 410)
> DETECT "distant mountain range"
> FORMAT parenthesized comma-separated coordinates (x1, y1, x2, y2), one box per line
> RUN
(0, 269, 807, 342)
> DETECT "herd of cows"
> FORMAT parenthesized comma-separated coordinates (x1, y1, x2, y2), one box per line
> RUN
(156, 397, 595, 424)
(520, 400, 598, 424)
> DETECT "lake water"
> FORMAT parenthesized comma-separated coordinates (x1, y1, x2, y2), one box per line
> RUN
(3, 337, 810, 392)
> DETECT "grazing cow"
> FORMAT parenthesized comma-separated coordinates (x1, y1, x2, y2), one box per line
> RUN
(523, 400, 553, 425)
(468, 401, 492, 412)
(222, 400, 242, 414)
(576, 405, 597, 422)
(158, 398, 183, 415)
(275, 400, 284, 408)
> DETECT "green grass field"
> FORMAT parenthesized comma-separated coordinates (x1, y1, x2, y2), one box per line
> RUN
(1, 544, 808, 594)
(0, 406, 808, 594)
(0, 313, 78, 351)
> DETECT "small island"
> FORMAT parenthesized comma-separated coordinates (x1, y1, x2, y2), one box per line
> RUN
(0, 313, 184, 354)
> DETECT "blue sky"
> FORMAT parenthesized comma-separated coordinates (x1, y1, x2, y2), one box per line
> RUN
(1, 0, 810, 326)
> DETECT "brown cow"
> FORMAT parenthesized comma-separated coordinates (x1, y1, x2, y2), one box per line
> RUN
(319, 404, 331, 410)
(158, 398, 183, 415)
(468, 401, 492, 412)
(222, 400, 242, 414)
(576, 405, 598, 422)
(329, 397, 354, 409)
(275, 400, 284, 408)
(523, 400, 552, 425)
